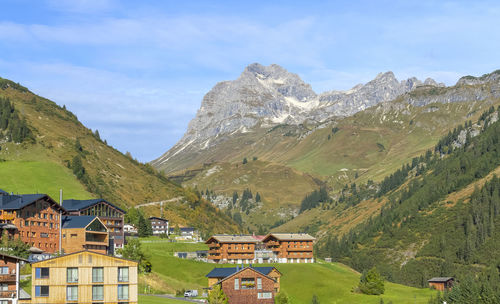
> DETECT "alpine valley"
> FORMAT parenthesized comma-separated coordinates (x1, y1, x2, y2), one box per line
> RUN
(154, 64, 500, 290)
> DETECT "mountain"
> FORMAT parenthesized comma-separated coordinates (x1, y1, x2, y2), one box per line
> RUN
(152, 63, 438, 172)
(0, 76, 239, 235)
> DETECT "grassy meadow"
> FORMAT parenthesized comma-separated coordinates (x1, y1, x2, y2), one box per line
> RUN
(140, 239, 435, 304)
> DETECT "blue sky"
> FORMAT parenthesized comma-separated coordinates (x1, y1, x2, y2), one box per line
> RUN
(0, 0, 499, 162)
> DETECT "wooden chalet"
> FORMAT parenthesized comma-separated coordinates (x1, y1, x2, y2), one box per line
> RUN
(0, 253, 30, 304)
(30, 250, 138, 304)
(61, 216, 109, 254)
(0, 193, 65, 253)
(63, 199, 125, 255)
(206, 235, 259, 264)
(428, 277, 454, 291)
(207, 266, 281, 304)
(262, 233, 315, 263)
(149, 217, 169, 235)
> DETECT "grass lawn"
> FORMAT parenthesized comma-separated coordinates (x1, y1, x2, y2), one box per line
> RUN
(0, 160, 92, 200)
(141, 240, 435, 304)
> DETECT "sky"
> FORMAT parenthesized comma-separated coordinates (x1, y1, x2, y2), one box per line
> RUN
(0, 0, 499, 162)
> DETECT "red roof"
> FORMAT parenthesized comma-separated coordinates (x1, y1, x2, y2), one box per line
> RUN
(252, 235, 266, 241)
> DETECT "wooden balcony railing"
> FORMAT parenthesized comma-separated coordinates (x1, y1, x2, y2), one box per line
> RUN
(0, 274, 16, 282)
(286, 247, 313, 252)
(265, 241, 280, 246)
(0, 290, 16, 298)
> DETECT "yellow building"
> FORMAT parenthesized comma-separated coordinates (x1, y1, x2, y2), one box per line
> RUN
(30, 250, 138, 304)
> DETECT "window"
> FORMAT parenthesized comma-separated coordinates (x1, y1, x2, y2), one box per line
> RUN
(66, 286, 78, 301)
(50, 214, 53, 219)
(118, 267, 129, 282)
(67, 268, 78, 283)
(92, 285, 104, 301)
(92, 267, 103, 282)
(35, 267, 49, 279)
(35, 286, 49, 297)
(40, 233, 49, 238)
(0, 283, 8, 291)
(0, 267, 8, 274)
(25, 220, 29, 226)
(234, 278, 239, 290)
(258, 292, 272, 299)
(241, 278, 255, 289)
(257, 278, 262, 290)
(118, 285, 129, 300)
(0, 299, 8, 304)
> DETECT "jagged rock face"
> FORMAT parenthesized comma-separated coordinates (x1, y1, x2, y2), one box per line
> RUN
(152, 63, 440, 168)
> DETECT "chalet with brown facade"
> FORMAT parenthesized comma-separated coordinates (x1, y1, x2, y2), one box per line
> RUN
(0, 194, 65, 254)
(428, 277, 454, 291)
(0, 253, 30, 304)
(206, 235, 258, 264)
(207, 266, 281, 304)
(61, 216, 109, 255)
(149, 217, 169, 235)
(63, 199, 125, 255)
(263, 233, 315, 263)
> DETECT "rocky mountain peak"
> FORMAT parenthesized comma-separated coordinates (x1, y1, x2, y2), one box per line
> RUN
(153, 65, 441, 167)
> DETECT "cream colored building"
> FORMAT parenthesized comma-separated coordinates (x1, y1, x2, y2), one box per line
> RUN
(29, 250, 138, 304)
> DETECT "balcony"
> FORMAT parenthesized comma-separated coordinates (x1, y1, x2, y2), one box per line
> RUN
(0, 274, 16, 282)
(227, 254, 254, 259)
(227, 249, 253, 253)
(286, 247, 312, 252)
(208, 250, 221, 255)
(266, 241, 280, 246)
(0, 290, 16, 298)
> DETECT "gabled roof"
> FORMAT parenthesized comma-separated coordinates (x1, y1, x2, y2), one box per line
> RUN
(209, 267, 279, 286)
(62, 198, 125, 214)
(149, 217, 168, 222)
(206, 234, 258, 244)
(428, 277, 454, 282)
(62, 215, 103, 229)
(0, 194, 65, 212)
(263, 233, 315, 242)
(0, 252, 29, 263)
(206, 266, 280, 278)
(0, 189, 8, 195)
(31, 250, 138, 265)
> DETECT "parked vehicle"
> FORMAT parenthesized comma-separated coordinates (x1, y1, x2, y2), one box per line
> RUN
(184, 289, 198, 297)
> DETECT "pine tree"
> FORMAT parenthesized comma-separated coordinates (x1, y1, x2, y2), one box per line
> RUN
(138, 213, 152, 237)
(207, 285, 228, 304)
(358, 267, 385, 295)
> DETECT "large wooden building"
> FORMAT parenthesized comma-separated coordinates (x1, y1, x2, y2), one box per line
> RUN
(63, 199, 125, 255)
(0, 194, 64, 253)
(30, 251, 138, 304)
(206, 233, 315, 264)
(149, 217, 169, 235)
(61, 216, 109, 254)
(0, 253, 30, 304)
(207, 266, 281, 304)
(206, 235, 259, 264)
(263, 233, 315, 263)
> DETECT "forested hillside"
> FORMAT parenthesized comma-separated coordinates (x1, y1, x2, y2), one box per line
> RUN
(0, 76, 239, 235)
(315, 106, 500, 298)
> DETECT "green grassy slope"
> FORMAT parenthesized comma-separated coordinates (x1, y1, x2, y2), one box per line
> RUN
(140, 240, 434, 304)
(0, 160, 91, 200)
(0, 76, 239, 234)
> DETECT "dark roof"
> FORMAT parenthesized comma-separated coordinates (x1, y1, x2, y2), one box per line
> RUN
(149, 217, 168, 222)
(0, 194, 64, 211)
(0, 189, 8, 195)
(170, 227, 196, 232)
(62, 215, 97, 229)
(428, 277, 454, 282)
(206, 266, 277, 278)
(0, 252, 29, 262)
(62, 198, 125, 214)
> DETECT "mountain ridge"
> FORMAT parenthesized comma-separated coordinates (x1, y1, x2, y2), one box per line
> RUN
(152, 63, 439, 170)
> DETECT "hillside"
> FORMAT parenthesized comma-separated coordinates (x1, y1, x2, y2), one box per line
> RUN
(0, 77, 239, 235)
(312, 105, 500, 295)
(140, 239, 435, 304)
(167, 70, 500, 231)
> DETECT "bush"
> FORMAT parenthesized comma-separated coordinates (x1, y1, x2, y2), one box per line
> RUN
(358, 267, 385, 295)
